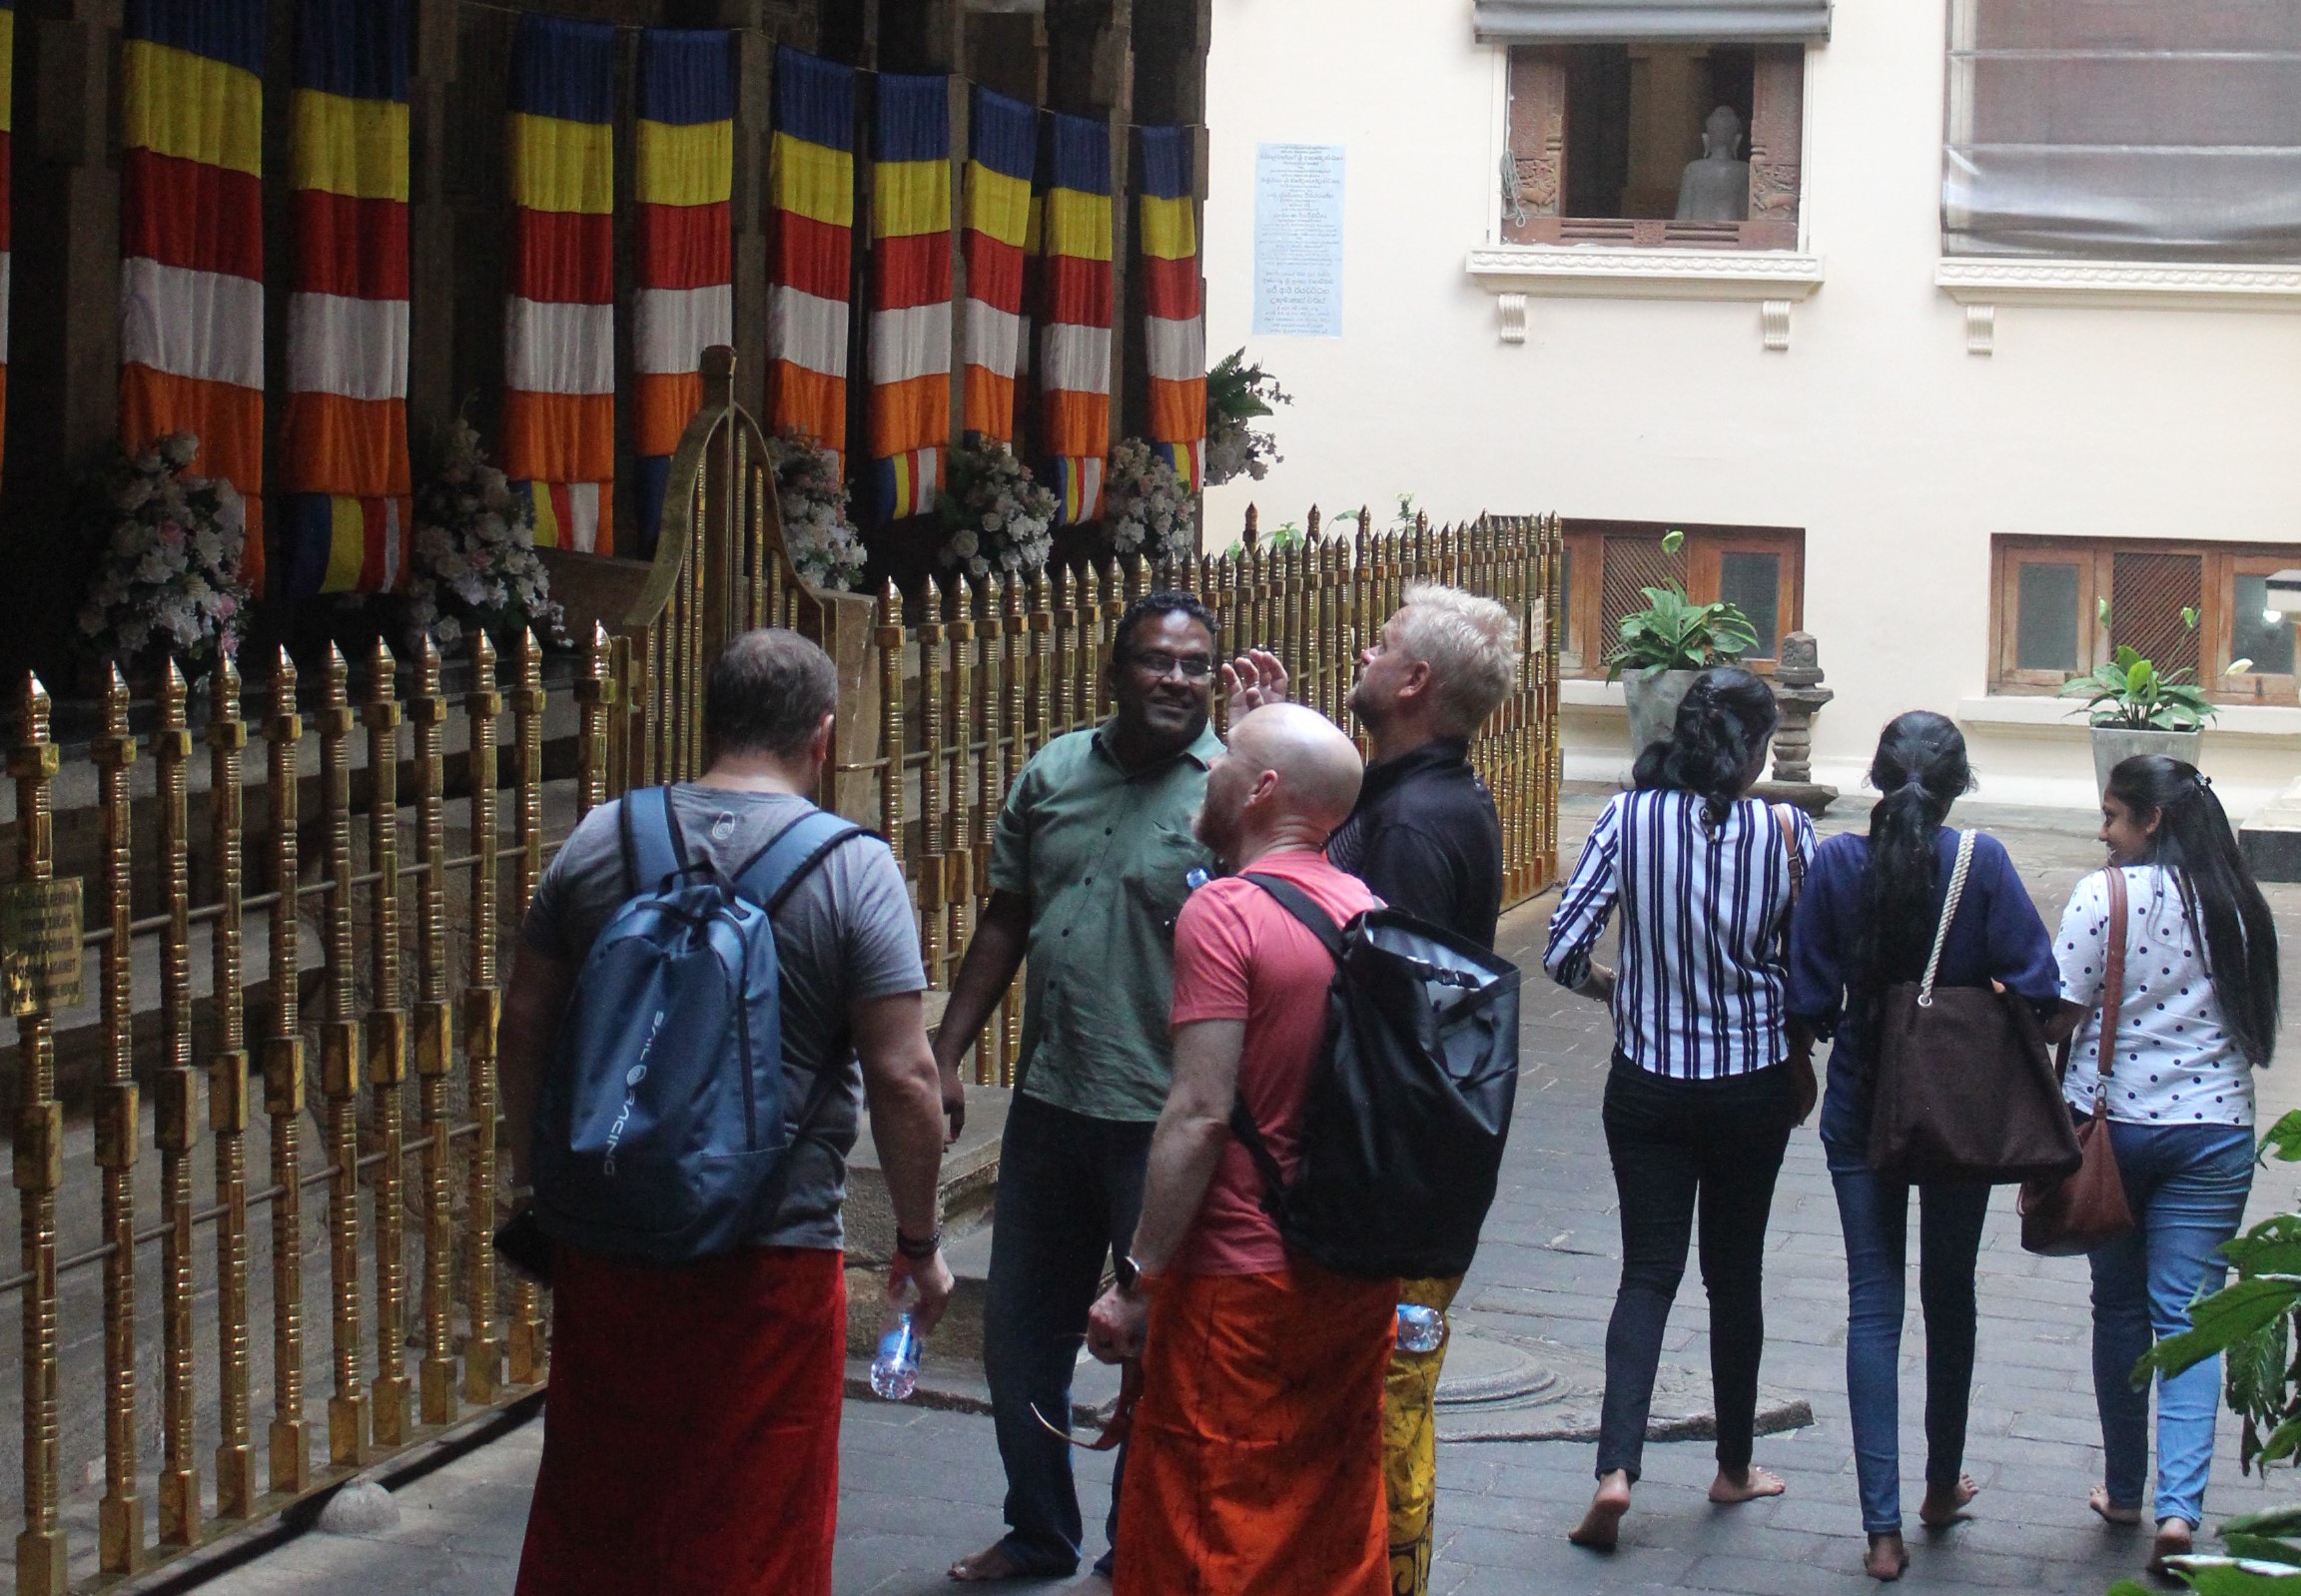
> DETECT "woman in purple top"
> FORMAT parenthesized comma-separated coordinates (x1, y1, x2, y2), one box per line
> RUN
(1787, 712, 2061, 1581)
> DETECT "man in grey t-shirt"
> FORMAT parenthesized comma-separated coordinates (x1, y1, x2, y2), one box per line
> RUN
(500, 629, 950, 1596)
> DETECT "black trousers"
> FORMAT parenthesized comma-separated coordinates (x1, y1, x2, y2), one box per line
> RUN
(1596, 1054, 1795, 1482)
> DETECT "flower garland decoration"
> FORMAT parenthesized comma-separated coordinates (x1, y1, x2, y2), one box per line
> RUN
(76, 431, 252, 674)
(403, 417, 567, 651)
(937, 441, 1055, 581)
(1102, 438, 1196, 569)
(1203, 348, 1290, 487)
(764, 429, 868, 591)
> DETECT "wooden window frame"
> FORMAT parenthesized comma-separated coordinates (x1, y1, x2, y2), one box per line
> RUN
(1987, 535, 2301, 706)
(1505, 44, 1804, 252)
(1561, 519, 1805, 680)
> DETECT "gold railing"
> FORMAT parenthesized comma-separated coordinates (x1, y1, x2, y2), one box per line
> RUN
(0, 353, 1559, 1592)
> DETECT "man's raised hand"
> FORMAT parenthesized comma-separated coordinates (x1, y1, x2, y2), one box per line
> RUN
(1219, 648, 1290, 712)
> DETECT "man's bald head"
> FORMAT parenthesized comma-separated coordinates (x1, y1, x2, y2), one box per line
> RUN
(1195, 704, 1365, 867)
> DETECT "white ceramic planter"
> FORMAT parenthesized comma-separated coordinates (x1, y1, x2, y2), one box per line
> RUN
(2091, 726, 2205, 796)
(1623, 669, 1704, 762)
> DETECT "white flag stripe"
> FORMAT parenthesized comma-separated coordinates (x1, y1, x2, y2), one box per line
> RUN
(767, 285, 851, 378)
(963, 299, 1021, 380)
(119, 258, 265, 390)
(287, 293, 409, 401)
(633, 284, 733, 376)
(1041, 323, 1112, 396)
(567, 481, 601, 554)
(868, 301, 954, 386)
(504, 298, 614, 396)
(1145, 315, 1204, 386)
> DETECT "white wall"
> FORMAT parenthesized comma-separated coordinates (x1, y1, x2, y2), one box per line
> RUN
(1200, 0, 2301, 815)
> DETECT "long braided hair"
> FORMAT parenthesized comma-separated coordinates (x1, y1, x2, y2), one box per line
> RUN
(1630, 667, 1779, 829)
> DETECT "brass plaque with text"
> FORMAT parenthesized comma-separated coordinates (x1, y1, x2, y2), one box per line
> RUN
(1, 880, 84, 1017)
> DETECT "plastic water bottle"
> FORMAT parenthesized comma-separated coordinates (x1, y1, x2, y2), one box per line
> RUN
(1185, 866, 1211, 893)
(871, 1305, 921, 1400)
(1395, 1303, 1444, 1353)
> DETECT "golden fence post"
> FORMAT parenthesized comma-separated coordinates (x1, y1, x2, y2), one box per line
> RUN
(1323, 535, 1345, 725)
(876, 586, 905, 853)
(1001, 576, 1028, 1077)
(462, 632, 506, 1404)
(91, 666, 146, 1572)
(948, 580, 980, 1076)
(1051, 567, 1076, 734)
(1212, 551, 1235, 740)
(317, 647, 371, 1471)
(918, 579, 948, 983)
(506, 630, 551, 1385)
(1029, 571, 1053, 760)
(972, 579, 1004, 1079)
(1099, 561, 1122, 715)
(364, 641, 409, 1446)
(263, 648, 311, 1496)
(11, 674, 66, 1595)
(409, 639, 458, 1427)
(206, 658, 257, 1522)
(154, 663, 201, 1548)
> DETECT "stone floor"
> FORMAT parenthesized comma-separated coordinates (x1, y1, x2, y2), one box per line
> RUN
(155, 791, 2301, 1596)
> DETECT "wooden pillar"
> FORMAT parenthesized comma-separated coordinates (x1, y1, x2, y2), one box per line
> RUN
(407, 0, 460, 441)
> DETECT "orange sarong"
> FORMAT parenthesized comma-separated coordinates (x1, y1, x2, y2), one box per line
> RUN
(1116, 1262, 1394, 1596)
(514, 1244, 846, 1596)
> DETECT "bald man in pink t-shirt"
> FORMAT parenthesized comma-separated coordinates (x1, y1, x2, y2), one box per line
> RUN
(1087, 704, 1393, 1596)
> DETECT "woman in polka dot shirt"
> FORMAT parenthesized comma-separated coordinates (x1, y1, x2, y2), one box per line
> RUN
(2055, 755, 2280, 1574)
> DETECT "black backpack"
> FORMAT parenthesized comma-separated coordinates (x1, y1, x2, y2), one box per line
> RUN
(1226, 874, 1523, 1279)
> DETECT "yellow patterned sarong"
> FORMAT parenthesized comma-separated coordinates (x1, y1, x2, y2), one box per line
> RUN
(1383, 1274, 1462, 1596)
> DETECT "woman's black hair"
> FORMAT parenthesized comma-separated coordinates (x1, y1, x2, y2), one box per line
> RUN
(1851, 712, 1975, 1024)
(1630, 666, 1780, 829)
(2106, 755, 2281, 1067)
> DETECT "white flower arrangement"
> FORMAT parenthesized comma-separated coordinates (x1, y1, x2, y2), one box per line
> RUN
(76, 431, 252, 673)
(763, 430, 868, 591)
(404, 417, 566, 652)
(938, 441, 1055, 581)
(1102, 438, 1197, 570)
(1203, 349, 1290, 487)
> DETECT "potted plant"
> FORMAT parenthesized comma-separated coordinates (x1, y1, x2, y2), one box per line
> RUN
(75, 431, 253, 684)
(2062, 601, 2224, 794)
(1202, 349, 1290, 487)
(1605, 528, 1759, 757)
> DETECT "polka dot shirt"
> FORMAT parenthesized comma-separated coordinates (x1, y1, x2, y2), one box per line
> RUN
(2055, 865, 2252, 1128)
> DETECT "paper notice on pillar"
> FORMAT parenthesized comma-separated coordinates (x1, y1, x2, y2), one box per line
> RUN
(1252, 144, 1344, 338)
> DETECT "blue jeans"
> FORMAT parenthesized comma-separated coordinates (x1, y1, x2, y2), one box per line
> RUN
(2090, 1123, 2255, 1529)
(983, 1095, 1152, 1574)
(1827, 1141, 1990, 1535)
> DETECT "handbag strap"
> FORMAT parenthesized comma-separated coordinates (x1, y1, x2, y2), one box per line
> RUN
(2095, 867, 2130, 1095)
(1773, 804, 1803, 958)
(1916, 830, 1976, 1008)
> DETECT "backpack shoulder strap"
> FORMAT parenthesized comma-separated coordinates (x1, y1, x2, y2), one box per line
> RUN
(732, 807, 869, 914)
(1241, 872, 1346, 960)
(619, 787, 687, 897)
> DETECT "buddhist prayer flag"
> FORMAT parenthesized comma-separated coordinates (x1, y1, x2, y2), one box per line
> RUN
(0, 0, 13, 485)
(634, 28, 735, 556)
(281, 0, 412, 597)
(868, 73, 952, 521)
(766, 48, 855, 472)
(1040, 112, 1113, 525)
(962, 87, 1034, 449)
(504, 14, 615, 553)
(1139, 127, 1205, 494)
(119, 0, 268, 588)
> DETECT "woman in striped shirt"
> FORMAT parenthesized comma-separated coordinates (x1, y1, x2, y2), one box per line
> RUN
(1545, 667, 1815, 1551)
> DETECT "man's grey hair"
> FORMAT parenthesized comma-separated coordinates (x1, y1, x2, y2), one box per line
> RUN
(1394, 583, 1523, 737)
(705, 627, 839, 760)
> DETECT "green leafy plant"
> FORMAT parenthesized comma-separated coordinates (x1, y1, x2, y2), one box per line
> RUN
(2107, 1109, 2301, 1595)
(1203, 350, 1290, 486)
(1603, 528, 1759, 681)
(2063, 602, 2222, 731)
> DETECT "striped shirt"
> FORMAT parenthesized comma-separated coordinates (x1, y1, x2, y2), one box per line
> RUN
(1543, 789, 1815, 1080)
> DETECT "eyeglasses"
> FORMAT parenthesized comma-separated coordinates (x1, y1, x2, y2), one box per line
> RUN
(1130, 649, 1214, 680)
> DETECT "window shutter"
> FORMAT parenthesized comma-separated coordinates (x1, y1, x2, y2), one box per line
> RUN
(2110, 552, 2203, 678)
(1599, 533, 1690, 659)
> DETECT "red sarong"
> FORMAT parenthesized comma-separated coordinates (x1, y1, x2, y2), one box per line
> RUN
(513, 1244, 846, 1596)
(1115, 1263, 1394, 1596)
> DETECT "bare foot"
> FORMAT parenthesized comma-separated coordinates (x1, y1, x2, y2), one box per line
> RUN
(1709, 1464, 1788, 1505)
(1865, 1532, 1909, 1582)
(1918, 1475, 1979, 1529)
(2088, 1485, 2143, 1528)
(2149, 1518, 2194, 1576)
(949, 1544, 1039, 1583)
(1568, 1471, 1632, 1551)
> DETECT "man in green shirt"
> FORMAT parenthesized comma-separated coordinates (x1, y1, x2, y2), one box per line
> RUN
(943, 590, 1224, 1583)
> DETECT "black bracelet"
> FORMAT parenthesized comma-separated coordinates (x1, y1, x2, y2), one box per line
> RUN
(895, 1227, 943, 1261)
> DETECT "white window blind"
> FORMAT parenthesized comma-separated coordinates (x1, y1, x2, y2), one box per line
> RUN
(1944, 0, 2301, 261)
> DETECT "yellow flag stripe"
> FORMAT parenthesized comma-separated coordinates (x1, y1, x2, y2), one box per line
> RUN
(1044, 189, 1114, 263)
(966, 163, 1031, 249)
(122, 40, 263, 178)
(507, 111, 613, 215)
(770, 132, 855, 228)
(291, 90, 409, 202)
(637, 117, 734, 207)
(874, 159, 950, 241)
(1139, 194, 1196, 262)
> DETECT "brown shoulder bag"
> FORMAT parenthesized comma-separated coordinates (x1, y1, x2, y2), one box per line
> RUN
(2018, 868, 2136, 1256)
